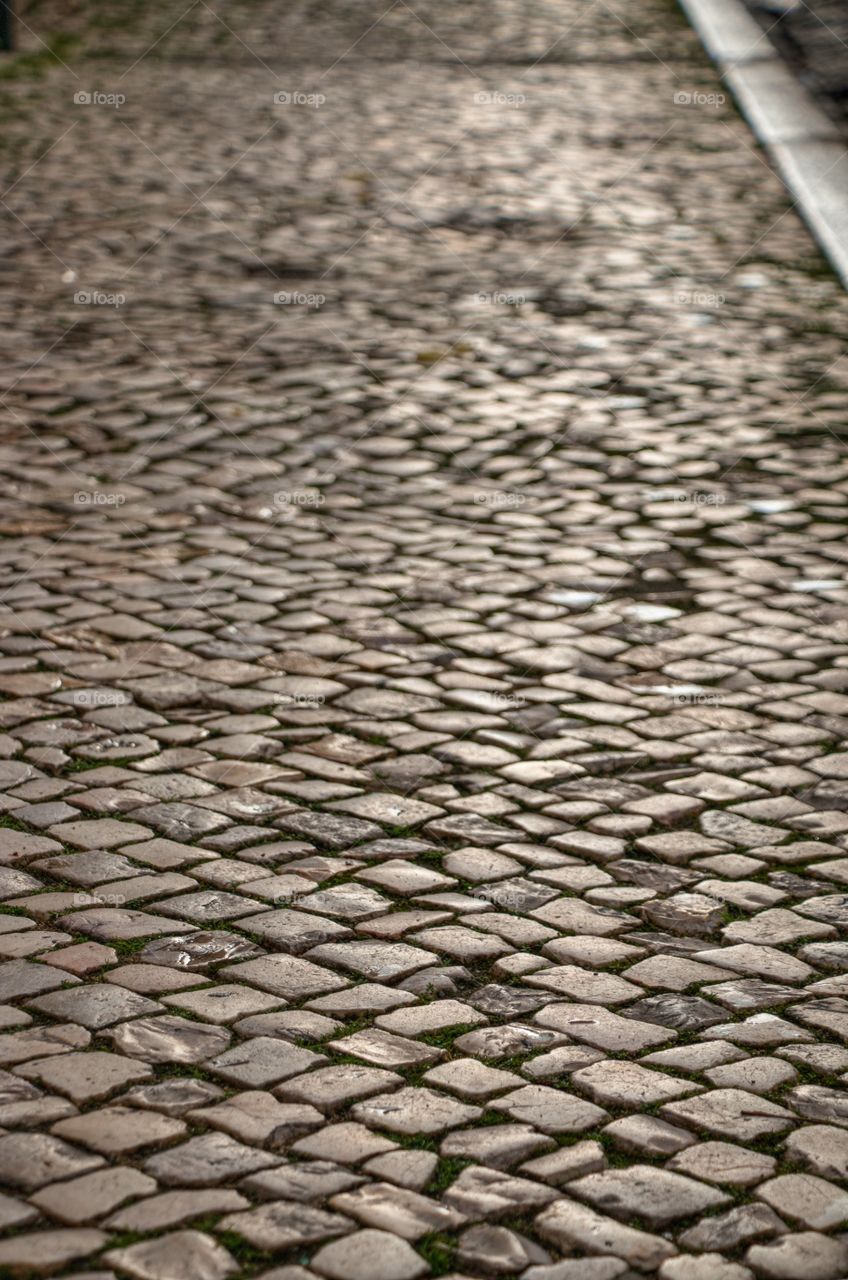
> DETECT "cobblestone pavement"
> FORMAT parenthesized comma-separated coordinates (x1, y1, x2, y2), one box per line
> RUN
(1, 0, 848, 1277)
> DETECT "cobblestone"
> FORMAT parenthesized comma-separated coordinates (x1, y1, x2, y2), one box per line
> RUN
(0, 0, 847, 1274)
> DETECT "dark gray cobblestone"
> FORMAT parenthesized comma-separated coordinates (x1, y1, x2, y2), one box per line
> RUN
(0, 0, 847, 1277)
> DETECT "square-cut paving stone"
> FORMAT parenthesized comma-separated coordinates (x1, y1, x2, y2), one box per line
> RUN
(329, 794, 442, 826)
(154, 890, 263, 922)
(669, 1142, 777, 1187)
(220, 955, 349, 999)
(108, 1015, 231, 1064)
(52, 1106, 187, 1155)
(329, 1181, 463, 1239)
(0, 960, 75, 1002)
(296, 884, 391, 920)
(375, 1000, 486, 1036)
(104, 1230, 237, 1280)
(356, 860, 455, 896)
(26, 984, 162, 1029)
(207, 1038, 325, 1088)
(568, 1165, 730, 1226)
(303, 941, 436, 981)
(307, 983, 418, 1016)
(490, 1085, 608, 1134)
(0, 1132, 104, 1190)
(525, 966, 643, 1005)
(0, 1229, 108, 1276)
(694, 944, 813, 984)
(188, 1091, 323, 1146)
(352, 1087, 481, 1135)
(422, 1058, 522, 1099)
(16, 1051, 152, 1103)
(278, 1065, 403, 1112)
(531, 899, 633, 936)
(705, 1056, 797, 1094)
(535, 1003, 675, 1052)
(50, 820, 153, 849)
(571, 1061, 701, 1107)
(145, 1132, 280, 1186)
(162, 984, 284, 1024)
(745, 1232, 848, 1280)
(661, 1089, 795, 1141)
(237, 910, 352, 954)
(310, 1228, 428, 1280)
(290, 1122, 398, 1164)
(57, 908, 193, 942)
(30, 1166, 157, 1224)
(328, 1029, 443, 1069)
(43, 940, 116, 975)
(409, 926, 512, 962)
(106, 1190, 250, 1233)
(454, 1024, 567, 1060)
(535, 1199, 676, 1271)
(443, 1166, 559, 1218)
(0, 831, 62, 865)
(276, 812, 383, 848)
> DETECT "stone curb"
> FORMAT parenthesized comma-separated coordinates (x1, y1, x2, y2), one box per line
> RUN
(679, 0, 848, 285)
